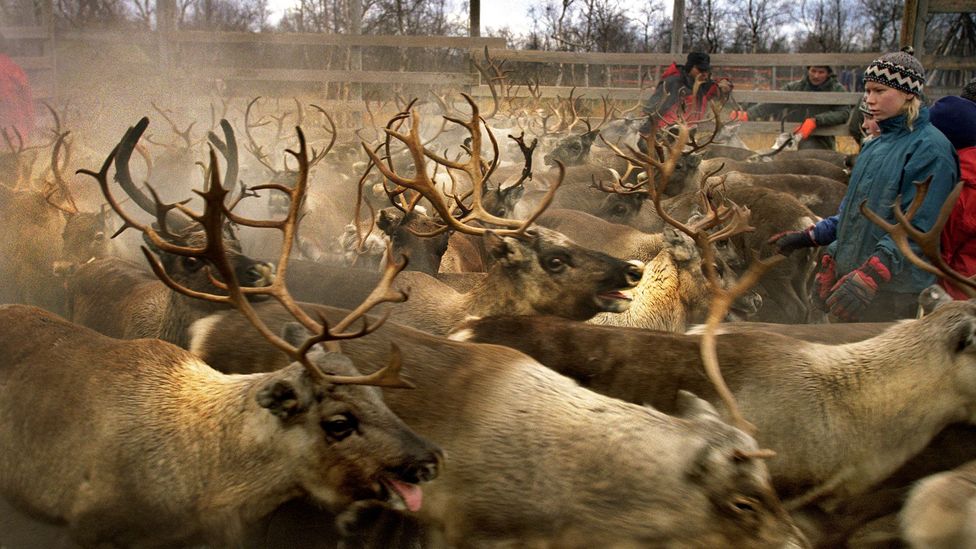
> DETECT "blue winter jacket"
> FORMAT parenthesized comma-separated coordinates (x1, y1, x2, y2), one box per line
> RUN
(810, 107, 959, 294)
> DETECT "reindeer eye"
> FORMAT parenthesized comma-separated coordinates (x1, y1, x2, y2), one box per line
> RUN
(93, 232, 106, 242)
(613, 205, 628, 215)
(322, 413, 358, 441)
(182, 256, 203, 271)
(728, 496, 759, 515)
(543, 254, 569, 273)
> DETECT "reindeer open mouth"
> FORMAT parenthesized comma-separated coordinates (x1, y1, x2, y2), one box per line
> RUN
(378, 477, 425, 512)
(594, 289, 634, 313)
(593, 259, 643, 313)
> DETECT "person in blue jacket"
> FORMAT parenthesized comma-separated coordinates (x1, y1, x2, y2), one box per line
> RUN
(768, 51, 959, 322)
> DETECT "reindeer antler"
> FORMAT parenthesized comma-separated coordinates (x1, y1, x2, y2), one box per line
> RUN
(363, 94, 563, 239)
(861, 176, 975, 297)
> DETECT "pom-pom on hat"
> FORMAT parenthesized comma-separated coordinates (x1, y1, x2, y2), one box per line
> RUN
(930, 95, 976, 150)
(863, 51, 925, 97)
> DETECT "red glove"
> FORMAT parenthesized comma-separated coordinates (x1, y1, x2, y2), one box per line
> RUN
(814, 254, 836, 302)
(825, 256, 892, 321)
(729, 110, 748, 122)
(793, 118, 817, 140)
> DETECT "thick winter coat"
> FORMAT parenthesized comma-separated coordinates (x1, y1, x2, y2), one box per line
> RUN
(811, 107, 959, 296)
(940, 146, 976, 299)
(641, 63, 725, 130)
(746, 73, 851, 150)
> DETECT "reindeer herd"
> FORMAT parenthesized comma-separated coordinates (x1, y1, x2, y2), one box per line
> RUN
(0, 78, 973, 549)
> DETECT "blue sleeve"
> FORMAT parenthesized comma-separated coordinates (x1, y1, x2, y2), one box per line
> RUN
(811, 199, 845, 245)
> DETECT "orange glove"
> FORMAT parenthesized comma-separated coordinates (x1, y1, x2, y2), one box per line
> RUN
(729, 110, 748, 122)
(793, 118, 817, 140)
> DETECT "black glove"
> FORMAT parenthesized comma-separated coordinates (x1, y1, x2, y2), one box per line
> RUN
(767, 226, 817, 256)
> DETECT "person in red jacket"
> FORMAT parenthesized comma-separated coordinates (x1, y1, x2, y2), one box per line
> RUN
(0, 32, 35, 140)
(930, 95, 976, 299)
(637, 51, 732, 151)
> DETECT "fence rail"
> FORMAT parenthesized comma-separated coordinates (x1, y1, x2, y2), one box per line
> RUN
(3, 24, 975, 138)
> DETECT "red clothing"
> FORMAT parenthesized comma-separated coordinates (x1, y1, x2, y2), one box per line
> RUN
(940, 146, 976, 299)
(0, 53, 34, 139)
(644, 63, 725, 130)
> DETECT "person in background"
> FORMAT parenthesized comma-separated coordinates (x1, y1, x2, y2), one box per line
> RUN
(638, 51, 732, 151)
(731, 65, 851, 151)
(849, 97, 881, 146)
(929, 95, 976, 300)
(962, 77, 976, 103)
(768, 51, 959, 322)
(0, 31, 35, 140)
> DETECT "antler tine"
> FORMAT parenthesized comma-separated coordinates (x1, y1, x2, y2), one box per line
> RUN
(363, 96, 539, 238)
(471, 51, 501, 119)
(243, 97, 280, 175)
(79, 138, 196, 259)
(150, 101, 194, 150)
(861, 177, 975, 297)
(308, 104, 338, 168)
(686, 100, 725, 154)
(507, 132, 538, 190)
(564, 87, 582, 132)
(206, 119, 240, 196)
(45, 130, 79, 215)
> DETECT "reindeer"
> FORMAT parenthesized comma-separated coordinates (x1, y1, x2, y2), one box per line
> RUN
(0, 147, 441, 547)
(452, 178, 976, 546)
(65, 117, 274, 348)
(108, 113, 801, 548)
(900, 459, 976, 549)
(0, 130, 115, 315)
(343, 95, 645, 334)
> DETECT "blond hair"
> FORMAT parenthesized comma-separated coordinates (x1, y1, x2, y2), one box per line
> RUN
(902, 96, 921, 131)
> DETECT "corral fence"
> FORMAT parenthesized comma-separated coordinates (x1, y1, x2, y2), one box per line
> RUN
(3, 17, 975, 141)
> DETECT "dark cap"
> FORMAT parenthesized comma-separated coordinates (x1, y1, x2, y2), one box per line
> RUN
(685, 52, 710, 72)
(930, 96, 976, 150)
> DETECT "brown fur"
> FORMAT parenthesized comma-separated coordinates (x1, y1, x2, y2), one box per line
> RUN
(452, 304, 976, 509)
(0, 304, 440, 548)
(186, 303, 799, 547)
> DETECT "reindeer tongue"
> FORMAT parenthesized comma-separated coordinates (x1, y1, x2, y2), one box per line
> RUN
(386, 478, 423, 512)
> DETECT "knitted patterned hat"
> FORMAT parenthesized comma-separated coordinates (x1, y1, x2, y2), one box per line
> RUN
(963, 77, 976, 103)
(863, 51, 925, 97)
(930, 96, 976, 150)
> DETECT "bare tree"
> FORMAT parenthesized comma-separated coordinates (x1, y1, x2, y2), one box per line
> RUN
(730, 0, 792, 53)
(685, 0, 729, 53)
(795, 0, 861, 52)
(858, 0, 902, 51)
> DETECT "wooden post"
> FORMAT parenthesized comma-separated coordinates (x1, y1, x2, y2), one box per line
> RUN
(349, 0, 363, 120)
(470, 0, 481, 38)
(901, 0, 930, 55)
(670, 0, 685, 55)
(42, 0, 56, 103)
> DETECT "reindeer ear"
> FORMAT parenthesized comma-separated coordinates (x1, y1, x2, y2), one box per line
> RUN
(502, 183, 525, 203)
(376, 208, 402, 234)
(256, 378, 307, 420)
(281, 322, 311, 348)
(485, 231, 526, 266)
(951, 316, 976, 354)
(675, 390, 720, 422)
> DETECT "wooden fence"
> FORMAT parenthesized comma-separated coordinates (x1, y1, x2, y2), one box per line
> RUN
(3, 23, 975, 138)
